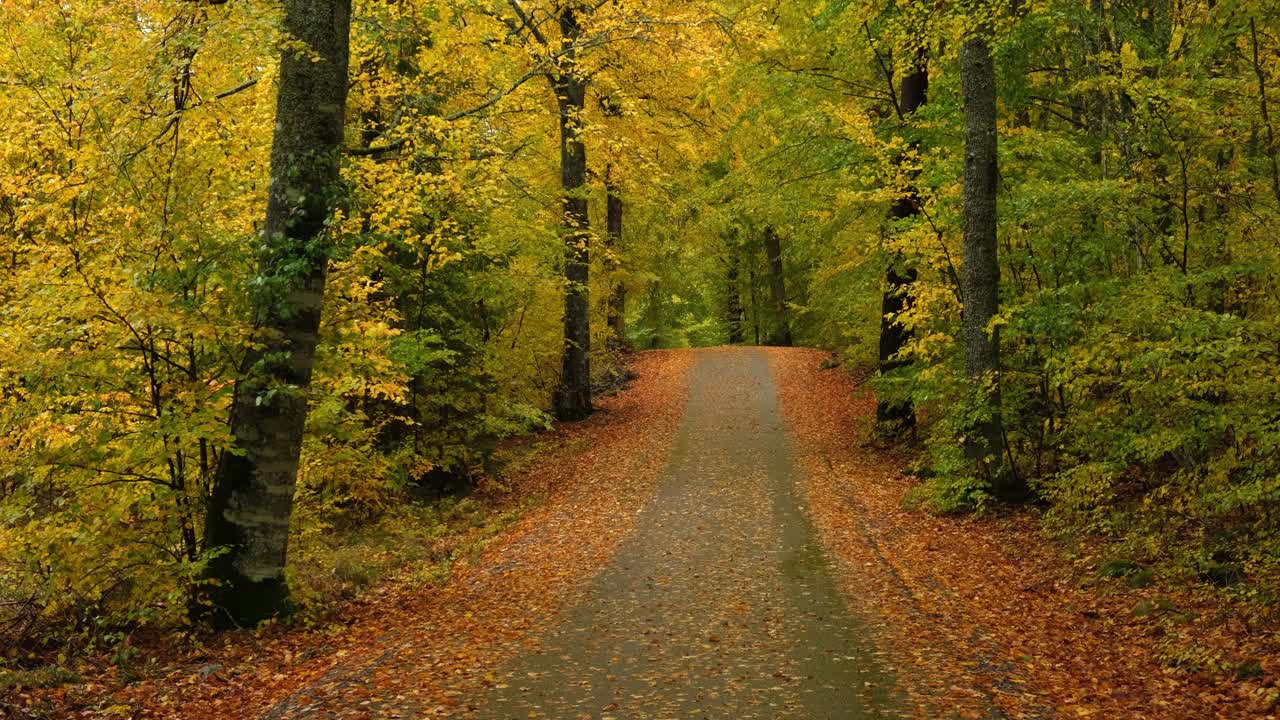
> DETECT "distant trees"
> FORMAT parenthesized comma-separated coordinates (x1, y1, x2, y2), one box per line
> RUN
(726, 242, 745, 344)
(762, 227, 793, 347)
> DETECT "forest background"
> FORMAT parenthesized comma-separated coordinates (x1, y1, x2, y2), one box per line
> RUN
(3, 0, 1280, 688)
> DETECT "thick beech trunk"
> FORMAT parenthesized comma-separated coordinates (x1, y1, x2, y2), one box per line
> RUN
(960, 30, 1022, 498)
(876, 58, 928, 434)
(762, 226, 792, 347)
(553, 6, 592, 421)
(202, 0, 351, 628)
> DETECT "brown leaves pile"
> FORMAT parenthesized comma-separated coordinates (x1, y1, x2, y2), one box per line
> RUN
(766, 347, 1280, 719)
(12, 350, 693, 720)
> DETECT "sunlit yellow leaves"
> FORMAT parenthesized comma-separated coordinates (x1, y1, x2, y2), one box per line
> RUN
(1167, 24, 1185, 56)
(1119, 42, 1141, 76)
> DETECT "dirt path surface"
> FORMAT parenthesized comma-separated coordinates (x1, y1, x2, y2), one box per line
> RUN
(469, 347, 899, 719)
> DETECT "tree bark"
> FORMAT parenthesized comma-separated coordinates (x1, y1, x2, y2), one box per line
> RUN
(726, 242, 744, 344)
(1250, 18, 1280, 208)
(960, 29, 1021, 498)
(748, 262, 761, 345)
(876, 55, 929, 434)
(202, 0, 352, 628)
(605, 165, 626, 346)
(762, 226, 792, 347)
(553, 5, 592, 421)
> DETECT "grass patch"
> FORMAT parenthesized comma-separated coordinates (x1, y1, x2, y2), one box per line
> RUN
(0, 665, 82, 691)
(289, 489, 535, 620)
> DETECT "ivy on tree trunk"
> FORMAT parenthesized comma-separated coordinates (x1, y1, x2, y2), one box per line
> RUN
(201, 0, 352, 628)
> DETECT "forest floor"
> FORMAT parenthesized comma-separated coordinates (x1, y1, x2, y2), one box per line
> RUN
(6, 347, 1280, 719)
(770, 347, 1280, 719)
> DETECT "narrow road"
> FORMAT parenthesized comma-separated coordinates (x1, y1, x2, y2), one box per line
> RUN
(470, 348, 898, 719)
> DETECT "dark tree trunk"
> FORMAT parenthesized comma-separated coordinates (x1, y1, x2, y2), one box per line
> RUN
(876, 55, 929, 434)
(960, 30, 1021, 499)
(726, 245, 744, 344)
(605, 166, 626, 345)
(553, 5, 592, 421)
(201, 0, 352, 628)
(762, 226, 792, 346)
(1250, 19, 1280, 208)
(748, 261, 761, 346)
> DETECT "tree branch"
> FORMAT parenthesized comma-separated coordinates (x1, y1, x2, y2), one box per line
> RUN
(507, 0, 548, 46)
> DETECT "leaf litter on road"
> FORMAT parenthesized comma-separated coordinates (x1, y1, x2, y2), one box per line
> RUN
(766, 347, 1280, 720)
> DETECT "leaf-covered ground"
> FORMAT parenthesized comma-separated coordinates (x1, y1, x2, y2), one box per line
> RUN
(6, 350, 693, 719)
(767, 347, 1280, 719)
(10, 346, 1280, 718)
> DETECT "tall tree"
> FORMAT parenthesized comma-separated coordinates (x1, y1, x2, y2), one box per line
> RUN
(726, 241, 745, 344)
(748, 261, 762, 345)
(876, 51, 929, 434)
(605, 168, 626, 344)
(959, 18, 1020, 498)
(202, 0, 352, 627)
(601, 147, 627, 348)
(553, 2, 593, 420)
(762, 226, 792, 346)
(602, 94, 627, 346)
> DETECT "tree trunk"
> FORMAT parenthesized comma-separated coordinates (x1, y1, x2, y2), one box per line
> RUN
(605, 166, 626, 346)
(201, 0, 352, 628)
(726, 244, 744, 344)
(762, 226, 792, 346)
(553, 5, 592, 421)
(1250, 18, 1280, 208)
(748, 258, 761, 345)
(960, 30, 1021, 499)
(876, 55, 929, 434)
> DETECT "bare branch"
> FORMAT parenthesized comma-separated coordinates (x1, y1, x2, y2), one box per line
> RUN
(214, 78, 258, 100)
(507, 0, 549, 46)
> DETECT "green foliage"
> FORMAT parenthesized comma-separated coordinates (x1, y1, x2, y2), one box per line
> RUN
(905, 443, 991, 516)
(289, 492, 525, 615)
(0, 665, 82, 691)
(681, 0, 1280, 602)
(1099, 559, 1144, 578)
(8, 0, 1280, 672)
